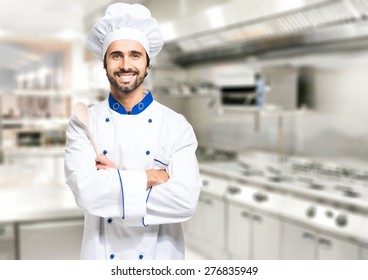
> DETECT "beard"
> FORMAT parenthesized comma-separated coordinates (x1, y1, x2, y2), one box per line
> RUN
(107, 69, 147, 95)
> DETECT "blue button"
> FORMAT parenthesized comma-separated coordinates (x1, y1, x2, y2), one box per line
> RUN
(113, 103, 120, 110)
(139, 254, 144, 260)
(107, 218, 113, 223)
(103, 150, 108, 155)
(148, 118, 152, 123)
(110, 254, 115, 259)
(146, 150, 150, 155)
(105, 118, 110, 122)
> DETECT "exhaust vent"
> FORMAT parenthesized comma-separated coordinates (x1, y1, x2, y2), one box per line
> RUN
(165, 0, 368, 65)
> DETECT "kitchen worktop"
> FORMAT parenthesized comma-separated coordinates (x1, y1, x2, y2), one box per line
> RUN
(0, 166, 82, 224)
(2, 147, 65, 160)
(199, 159, 368, 243)
(199, 160, 368, 213)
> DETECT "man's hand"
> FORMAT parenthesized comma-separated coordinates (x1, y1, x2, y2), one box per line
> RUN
(146, 169, 169, 189)
(95, 155, 169, 189)
(95, 154, 118, 170)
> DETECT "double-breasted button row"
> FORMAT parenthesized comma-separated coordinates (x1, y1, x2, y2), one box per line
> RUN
(103, 117, 154, 156)
(108, 253, 144, 260)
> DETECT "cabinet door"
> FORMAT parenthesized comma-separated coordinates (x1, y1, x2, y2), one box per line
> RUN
(201, 194, 225, 251)
(253, 211, 281, 260)
(228, 204, 252, 259)
(185, 194, 206, 239)
(18, 219, 84, 260)
(317, 234, 359, 260)
(0, 224, 16, 260)
(281, 222, 316, 260)
(363, 244, 368, 260)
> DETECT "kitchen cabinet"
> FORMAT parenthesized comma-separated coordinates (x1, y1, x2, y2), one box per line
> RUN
(362, 244, 368, 260)
(186, 192, 226, 259)
(200, 193, 226, 252)
(253, 210, 281, 259)
(281, 220, 360, 260)
(18, 219, 83, 260)
(228, 203, 281, 259)
(184, 193, 205, 240)
(228, 203, 251, 259)
(317, 233, 359, 260)
(0, 224, 16, 260)
(281, 221, 316, 259)
(184, 174, 227, 259)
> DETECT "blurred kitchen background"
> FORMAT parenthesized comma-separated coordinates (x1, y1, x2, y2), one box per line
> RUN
(1, 0, 368, 260)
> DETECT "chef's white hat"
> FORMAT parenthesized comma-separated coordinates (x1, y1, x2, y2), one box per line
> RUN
(87, 3, 164, 61)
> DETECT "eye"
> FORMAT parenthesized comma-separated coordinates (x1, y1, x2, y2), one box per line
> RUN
(112, 53, 122, 59)
(131, 52, 141, 59)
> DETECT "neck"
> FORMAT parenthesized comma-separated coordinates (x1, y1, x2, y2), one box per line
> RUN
(110, 86, 144, 111)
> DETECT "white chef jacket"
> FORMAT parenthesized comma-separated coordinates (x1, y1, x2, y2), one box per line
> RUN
(64, 92, 202, 260)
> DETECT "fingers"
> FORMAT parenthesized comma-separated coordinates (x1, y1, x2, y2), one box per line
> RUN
(96, 163, 109, 170)
(146, 169, 170, 188)
(158, 169, 169, 183)
(95, 154, 108, 164)
(95, 154, 118, 169)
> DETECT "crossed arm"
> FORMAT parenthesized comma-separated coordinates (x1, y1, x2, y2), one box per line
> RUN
(95, 154, 169, 190)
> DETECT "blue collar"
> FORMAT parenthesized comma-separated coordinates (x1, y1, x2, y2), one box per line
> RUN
(108, 92, 153, 115)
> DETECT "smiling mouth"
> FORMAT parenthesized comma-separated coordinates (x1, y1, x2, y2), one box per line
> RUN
(116, 73, 136, 83)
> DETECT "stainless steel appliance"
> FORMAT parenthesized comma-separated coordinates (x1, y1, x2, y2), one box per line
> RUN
(18, 219, 84, 260)
(0, 224, 16, 260)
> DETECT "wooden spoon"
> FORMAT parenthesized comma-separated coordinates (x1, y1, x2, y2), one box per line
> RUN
(74, 102, 99, 156)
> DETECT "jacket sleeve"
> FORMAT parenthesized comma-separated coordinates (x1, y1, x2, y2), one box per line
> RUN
(141, 115, 202, 226)
(64, 114, 148, 219)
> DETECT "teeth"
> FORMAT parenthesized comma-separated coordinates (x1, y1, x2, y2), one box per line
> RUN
(118, 74, 134, 83)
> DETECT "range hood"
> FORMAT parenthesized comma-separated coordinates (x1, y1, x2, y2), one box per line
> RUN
(163, 0, 368, 65)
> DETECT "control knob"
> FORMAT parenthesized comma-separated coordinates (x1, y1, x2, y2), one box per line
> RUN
(335, 214, 348, 227)
(253, 192, 268, 202)
(306, 206, 316, 218)
(227, 185, 241, 195)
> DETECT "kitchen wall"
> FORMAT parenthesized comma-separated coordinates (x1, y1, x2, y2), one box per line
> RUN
(293, 61, 368, 165)
(159, 48, 368, 167)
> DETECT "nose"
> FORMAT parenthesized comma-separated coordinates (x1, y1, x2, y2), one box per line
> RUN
(119, 57, 130, 71)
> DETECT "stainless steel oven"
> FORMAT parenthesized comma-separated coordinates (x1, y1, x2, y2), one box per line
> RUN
(16, 131, 42, 147)
(221, 85, 257, 106)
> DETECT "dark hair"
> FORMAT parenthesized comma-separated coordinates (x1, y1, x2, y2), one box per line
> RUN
(103, 52, 151, 69)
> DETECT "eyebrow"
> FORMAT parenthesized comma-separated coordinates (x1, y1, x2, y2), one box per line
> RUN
(109, 50, 144, 56)
(130, 50, 144, 57)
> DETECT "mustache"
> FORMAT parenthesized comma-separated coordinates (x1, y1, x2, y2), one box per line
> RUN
(114, 69, 138, 75)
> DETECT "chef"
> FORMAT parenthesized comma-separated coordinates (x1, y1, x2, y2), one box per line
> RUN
(64, 3, 202, 260)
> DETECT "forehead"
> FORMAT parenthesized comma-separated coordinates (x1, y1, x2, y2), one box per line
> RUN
(106, 39, 146, 54)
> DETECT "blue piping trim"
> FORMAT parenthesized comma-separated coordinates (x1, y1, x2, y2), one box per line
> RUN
(117, 169, 125, 219)
(142, 187, 153, 227)
(154, 158, 169, 166)
(108, 92, 153, 115)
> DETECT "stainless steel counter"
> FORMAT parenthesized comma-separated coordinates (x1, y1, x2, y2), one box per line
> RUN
(199, 159, 368, 244)
(0, 165, 82, 224)
(0, 184, 82, 224)
(199, 160, 368, 213)
(0, 166, 83, 260)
